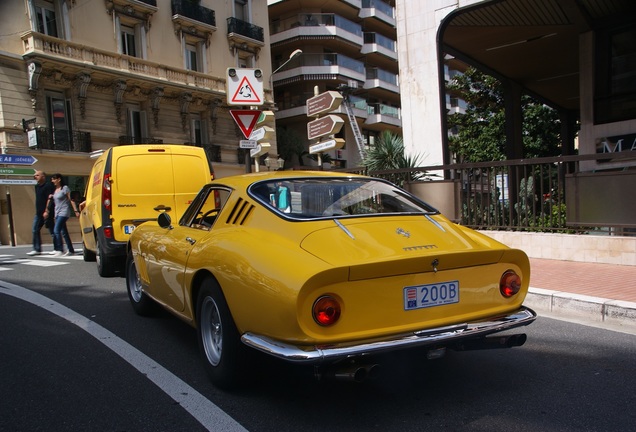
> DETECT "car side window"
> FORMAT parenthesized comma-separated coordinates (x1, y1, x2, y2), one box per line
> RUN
(189, 188, 230, 230)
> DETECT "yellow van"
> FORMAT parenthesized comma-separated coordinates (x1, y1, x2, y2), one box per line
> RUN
(79, 144, 214, 276)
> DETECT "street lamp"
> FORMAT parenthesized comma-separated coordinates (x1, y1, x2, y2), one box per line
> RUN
(269, 49, 303, 99)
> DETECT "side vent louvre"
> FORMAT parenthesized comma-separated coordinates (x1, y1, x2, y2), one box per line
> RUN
(225, 198, 255, 225)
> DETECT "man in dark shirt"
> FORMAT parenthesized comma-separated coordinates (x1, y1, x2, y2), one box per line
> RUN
(27, 170, 55, 256)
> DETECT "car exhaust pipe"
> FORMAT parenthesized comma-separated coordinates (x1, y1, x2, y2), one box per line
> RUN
(315, 363, 379, 383)
(453, 333, 527, 351)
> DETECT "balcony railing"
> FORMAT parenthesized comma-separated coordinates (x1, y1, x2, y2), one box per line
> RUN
(226, 17, 264, 42)
(119, 136, 163, 145)
(171, 0, 215, 26)
(34, 128, 91, 152)
(21, 32, 225, 92)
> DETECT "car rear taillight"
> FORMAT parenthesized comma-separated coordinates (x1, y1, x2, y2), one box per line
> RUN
(500, 270, 522, 297)
(312, 296, 341, 326)
(103, 173, 112, 212)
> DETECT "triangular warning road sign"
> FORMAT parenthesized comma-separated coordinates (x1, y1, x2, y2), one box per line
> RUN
(230, 110, 261, 139)
(231, 76, 262, 104)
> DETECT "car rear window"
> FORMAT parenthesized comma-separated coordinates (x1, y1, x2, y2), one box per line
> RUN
(248, 177, 438, 219)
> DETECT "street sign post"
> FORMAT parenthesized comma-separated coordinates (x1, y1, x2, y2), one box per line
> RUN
(0, 168, 36, 176)
(250, 142, 271, 158)
(309, 138, 345, 154)
(0, 154, 38, 165)
(230, 110, 261, 139)
(226, 68, 264, 106)
(307, 115, 344, 140)
(0, 179, 37, 185)
(306, 91, 343, 117)
(239, 140, 258, 149)
(249, 126, 275, 142)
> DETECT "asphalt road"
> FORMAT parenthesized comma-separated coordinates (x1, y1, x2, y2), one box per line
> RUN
(1, 245, 635, 432)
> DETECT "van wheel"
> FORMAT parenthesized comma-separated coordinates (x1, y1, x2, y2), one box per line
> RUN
(83, 241, 96, 262)
(96, 238, 115, 277)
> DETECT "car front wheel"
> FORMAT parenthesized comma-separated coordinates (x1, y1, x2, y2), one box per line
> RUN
(196, 278, 247, 389)
(126, 252, 154, 316)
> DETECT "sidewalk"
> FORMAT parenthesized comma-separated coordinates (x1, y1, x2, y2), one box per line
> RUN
(526, 258, 636, 332)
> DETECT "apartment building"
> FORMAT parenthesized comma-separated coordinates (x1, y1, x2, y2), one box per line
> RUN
(0, 0, 271, 246)
(268, 0, 400, 169)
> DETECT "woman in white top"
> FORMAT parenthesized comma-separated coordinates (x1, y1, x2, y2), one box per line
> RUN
(44, 173, 79, 256)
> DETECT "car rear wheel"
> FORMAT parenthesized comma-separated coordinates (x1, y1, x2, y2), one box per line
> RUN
(196, 278, 247, 389)
(126, 252, 155, 316)
(96, 237, 115, 277)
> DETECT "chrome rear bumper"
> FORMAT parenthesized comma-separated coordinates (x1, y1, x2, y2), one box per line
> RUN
(241, 306, 536, 363)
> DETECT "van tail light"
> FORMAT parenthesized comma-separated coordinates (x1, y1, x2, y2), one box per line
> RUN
(102, 173, 112, 212)
(103, 227, 113, 239)
(500, 270, 522, 298)
(312, 296, 341, 326)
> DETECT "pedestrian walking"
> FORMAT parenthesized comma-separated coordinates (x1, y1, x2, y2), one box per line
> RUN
(27, 170, 55, 256)
(45, 173, 80, 256)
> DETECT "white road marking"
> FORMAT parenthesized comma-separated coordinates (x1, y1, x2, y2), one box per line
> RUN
(1, 259, 68, 267)
(0, 280, 249, 432)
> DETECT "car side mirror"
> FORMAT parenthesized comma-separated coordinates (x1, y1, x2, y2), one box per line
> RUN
(157, 212, 172, 229)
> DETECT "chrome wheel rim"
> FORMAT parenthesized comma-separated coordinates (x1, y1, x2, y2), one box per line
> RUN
(128, 260, 143, 302)
(200, 297, 223, 366)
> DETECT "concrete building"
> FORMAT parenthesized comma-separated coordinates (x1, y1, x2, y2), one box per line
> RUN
(397, 0, 636, 172)
(0, 0, 272, 246)
(267, 0, 400, 169)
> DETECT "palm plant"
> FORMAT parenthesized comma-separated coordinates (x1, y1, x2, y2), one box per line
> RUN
(362, 131, 427, 186)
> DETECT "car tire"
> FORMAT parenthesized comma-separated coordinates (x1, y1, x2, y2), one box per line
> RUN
(196, 278, 247, 389)
(83, 240, 96, 262)
(126, 252, 155, 316)
(96, 237, 115, 277)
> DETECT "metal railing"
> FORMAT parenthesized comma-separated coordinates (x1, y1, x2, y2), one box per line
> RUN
(338, 152, 636, 236)
(34, 128, 91, 152)
(226, 17, 264, 42)
(171, 0, 215, 26)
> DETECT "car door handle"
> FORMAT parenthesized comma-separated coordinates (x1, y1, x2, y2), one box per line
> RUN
(154, 205, 172, 212)
(186, 237, 196, 245)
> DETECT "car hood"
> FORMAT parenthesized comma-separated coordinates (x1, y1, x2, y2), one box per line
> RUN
(300, 215, 506, 280)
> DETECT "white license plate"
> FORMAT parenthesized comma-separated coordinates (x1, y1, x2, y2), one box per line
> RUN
(124, 225, 135, 235)
(404, 280, 459, 310)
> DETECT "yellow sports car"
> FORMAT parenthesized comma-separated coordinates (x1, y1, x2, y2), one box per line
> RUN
(126, 171, 535, 388)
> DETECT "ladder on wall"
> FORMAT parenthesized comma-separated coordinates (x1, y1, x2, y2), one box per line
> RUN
(339, 87, 366, 161)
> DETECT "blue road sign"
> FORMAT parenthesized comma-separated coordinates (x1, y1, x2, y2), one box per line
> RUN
(0, 154, 38, 165)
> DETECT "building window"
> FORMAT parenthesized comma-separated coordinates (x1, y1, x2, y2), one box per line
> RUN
(32, 0, 68, 37)
(185, 43, 198, 71)
(595, 25, 636, 124)
(127, 105, 148, 143)
(234, 0, 248, 21)
(45, 92, 72, 149)
(191, 115, 208, 145)
(121, 24, 137, 57)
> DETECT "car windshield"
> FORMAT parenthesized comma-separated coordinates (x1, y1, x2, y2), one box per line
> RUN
(249, 177, 438, 219)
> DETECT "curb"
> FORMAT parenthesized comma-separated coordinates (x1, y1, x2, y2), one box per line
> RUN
(526, 287, 636, 332)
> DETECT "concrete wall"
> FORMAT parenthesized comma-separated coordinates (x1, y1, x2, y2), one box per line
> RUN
(480, 230, 636, 266)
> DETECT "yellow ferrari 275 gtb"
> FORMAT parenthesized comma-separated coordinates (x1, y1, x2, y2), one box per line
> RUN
(126, 171, 536, 389)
